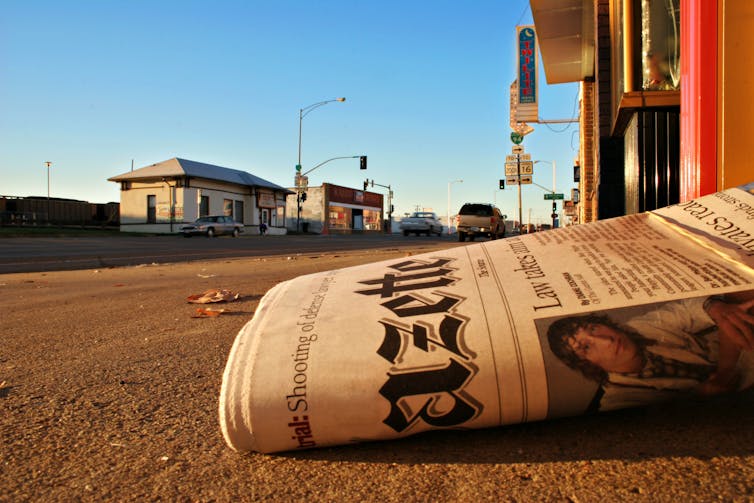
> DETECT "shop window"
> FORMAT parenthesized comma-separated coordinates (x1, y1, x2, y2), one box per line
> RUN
(329, 206, 350, 229)
(147, 195, 156, 224)
(641, 0, 680, 90)
(363, 209, 382, 231)
(223, 199, 233, 217)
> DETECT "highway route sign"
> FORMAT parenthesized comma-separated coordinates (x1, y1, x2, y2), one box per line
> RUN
(504, 160, 534, 175)
(505, 154, 531, 162)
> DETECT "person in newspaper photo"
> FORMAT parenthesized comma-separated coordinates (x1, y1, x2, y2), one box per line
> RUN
(545, 291, 754, 412)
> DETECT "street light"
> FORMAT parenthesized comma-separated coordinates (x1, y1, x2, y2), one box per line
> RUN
(298, 97, 346, 171)
(296, 97, 346, 232)
(447, 179, 463, 235)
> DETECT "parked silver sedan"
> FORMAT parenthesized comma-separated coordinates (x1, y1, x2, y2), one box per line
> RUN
(180, 216, 244, 238)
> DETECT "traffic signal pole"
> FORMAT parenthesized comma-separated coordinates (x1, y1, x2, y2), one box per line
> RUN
(531, 181, 559, 229)
(364, 179, 393, 233)
(295, 155, 367, 233)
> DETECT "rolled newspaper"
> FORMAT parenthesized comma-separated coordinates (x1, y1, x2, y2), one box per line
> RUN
(220, 183, 754, 453)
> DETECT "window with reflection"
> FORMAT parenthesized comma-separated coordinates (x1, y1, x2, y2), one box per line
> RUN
(641, 0, 681, 90)
(363, 209, 382, 231)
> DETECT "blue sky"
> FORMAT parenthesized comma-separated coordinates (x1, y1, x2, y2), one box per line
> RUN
(1, 0, 579, 224)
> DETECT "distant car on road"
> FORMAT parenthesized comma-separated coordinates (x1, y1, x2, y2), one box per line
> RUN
(399, 211, 443, 236)
(455, 203, 505, 242)
(180, 216, 244, 238)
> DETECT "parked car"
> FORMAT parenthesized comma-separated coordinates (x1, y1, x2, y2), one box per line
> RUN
(399, 211, 443, 236)
(455, 203, 505, 242)
(180, 216, 244, 238)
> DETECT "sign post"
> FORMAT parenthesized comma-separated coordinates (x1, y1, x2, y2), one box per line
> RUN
(506, 142, 532, 234)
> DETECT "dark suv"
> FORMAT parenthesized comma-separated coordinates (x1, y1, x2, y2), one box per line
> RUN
(455, 203, 506, 242)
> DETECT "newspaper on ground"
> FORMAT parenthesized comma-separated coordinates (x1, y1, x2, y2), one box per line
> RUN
(219, 182, 754, 453)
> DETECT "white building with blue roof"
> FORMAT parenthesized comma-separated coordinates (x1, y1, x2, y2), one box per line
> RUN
(108, 158, 294, 234)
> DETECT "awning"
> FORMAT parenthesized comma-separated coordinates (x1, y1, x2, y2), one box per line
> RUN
(530, 0, 595, 84)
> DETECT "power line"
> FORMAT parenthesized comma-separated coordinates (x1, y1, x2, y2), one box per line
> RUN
(515, 2, 531, 26)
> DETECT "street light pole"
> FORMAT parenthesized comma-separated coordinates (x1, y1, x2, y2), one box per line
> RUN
(44, 161, 52, 223)
(551, 159, 557, 228)
(44, 161, 52, 199)
(447, 179, 463, 235)
(535, 160, 557, 228)
(296, 97, 346, 232)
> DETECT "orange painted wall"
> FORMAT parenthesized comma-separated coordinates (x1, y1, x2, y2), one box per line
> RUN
(718, 0, 754, 189)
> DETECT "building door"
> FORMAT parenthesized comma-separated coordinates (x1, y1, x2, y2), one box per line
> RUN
(147, 195, 156, 223)
(234, 200, 244, 223)
(199, 196, 209, 217)
(352, 209, 363, 230)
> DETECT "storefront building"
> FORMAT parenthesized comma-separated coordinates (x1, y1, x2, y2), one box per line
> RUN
(286, 183, 384, 234)
(108, 158, 293, 234)
(530, 0, 753, 222)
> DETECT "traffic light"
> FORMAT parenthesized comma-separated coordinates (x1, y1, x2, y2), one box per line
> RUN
(363, 180, 368, 191)
(499, 179, 505, 189)
(300, 192, 307, 202)
(360, 155, 367, 170)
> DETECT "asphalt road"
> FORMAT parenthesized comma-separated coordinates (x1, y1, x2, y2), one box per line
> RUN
(3, 235, 754, 500)
(0, 233, 467, 274)
(2, 247, 754, 501)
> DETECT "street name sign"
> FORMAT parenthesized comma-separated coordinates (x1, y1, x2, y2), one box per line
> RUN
(544, 193, 565, 200)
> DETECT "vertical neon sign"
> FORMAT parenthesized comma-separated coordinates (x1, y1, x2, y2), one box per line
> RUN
(517, 26, 537, 105)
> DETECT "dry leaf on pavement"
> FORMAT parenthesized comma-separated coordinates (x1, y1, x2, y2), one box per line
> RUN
(191, 307, 228, 318)
(186, 288, 240, 304)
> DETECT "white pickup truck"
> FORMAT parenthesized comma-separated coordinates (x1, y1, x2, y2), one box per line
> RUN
(399, 211, 443, 236)
(455, 203, 506, 241)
